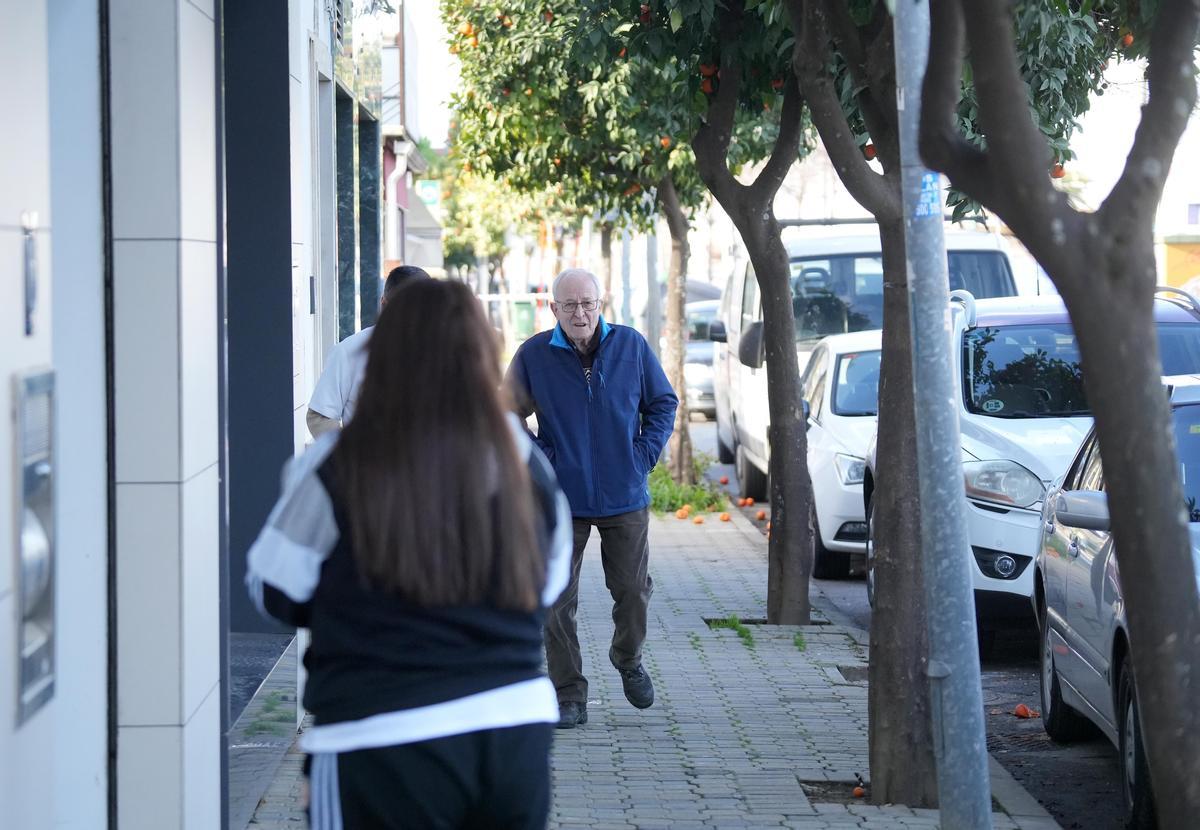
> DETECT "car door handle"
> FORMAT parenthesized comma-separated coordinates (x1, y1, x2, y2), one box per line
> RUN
(1044, 520, 1055, 534)
(1067, 538, 1080, 558)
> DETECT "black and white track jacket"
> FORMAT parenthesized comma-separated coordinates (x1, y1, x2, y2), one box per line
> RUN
(245, 415, 571, 753)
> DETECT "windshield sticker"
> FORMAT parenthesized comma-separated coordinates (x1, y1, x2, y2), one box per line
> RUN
(982, 399, 1005, 413)
(1191, 424, 1200, 434)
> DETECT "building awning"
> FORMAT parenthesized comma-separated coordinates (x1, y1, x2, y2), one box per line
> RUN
(405, 189, 443, 270)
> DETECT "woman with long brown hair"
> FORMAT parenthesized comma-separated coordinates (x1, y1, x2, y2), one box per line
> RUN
(246, 279, 570, 829)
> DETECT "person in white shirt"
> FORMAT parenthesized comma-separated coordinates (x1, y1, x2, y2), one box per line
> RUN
(306, 265, 430, 437)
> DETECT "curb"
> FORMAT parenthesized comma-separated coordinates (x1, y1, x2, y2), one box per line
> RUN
(716, 500, 1062, 829)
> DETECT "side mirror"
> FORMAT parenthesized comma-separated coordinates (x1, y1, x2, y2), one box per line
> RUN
(1055, 490, 1110, 532)
(709, 320, 727, 343)
(738, 321, 765, 369)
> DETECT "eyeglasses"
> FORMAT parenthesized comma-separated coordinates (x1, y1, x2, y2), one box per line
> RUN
(556, 299, 599, 314)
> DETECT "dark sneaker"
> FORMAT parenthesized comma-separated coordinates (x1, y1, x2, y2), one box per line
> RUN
(619, 665, 655, 709)
(556, 700, 588, 729)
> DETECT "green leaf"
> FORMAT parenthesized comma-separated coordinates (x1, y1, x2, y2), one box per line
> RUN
(670, 8, 684, 33)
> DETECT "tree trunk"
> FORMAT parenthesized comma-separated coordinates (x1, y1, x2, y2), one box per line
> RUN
(918, 1, 1200, 819)
(599, 222, 615, 319)
(867, 218, 938, 807)
(1056, 249, 1200, 825)
(785, 0, 938, 802)
(658, 175, 695, 485)
(742, 215, 813, 625)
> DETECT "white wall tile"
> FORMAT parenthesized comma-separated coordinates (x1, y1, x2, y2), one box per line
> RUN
(178, 4, 217, 243)
(118, 723, 183, 830)
(180, 464, 219, 721)
(185, 0, 215, 22)
(179, 241, 218, 479)
(0, 592, 56, 830)
(182, 682, 221, 830)
(110, 0, 180, 240)
(114, 240, 181, 483)
(117, 483, 182, 726)
(0, 2, 52, 229)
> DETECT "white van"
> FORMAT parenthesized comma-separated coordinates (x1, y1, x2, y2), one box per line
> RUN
(710, 225, 1019, 500)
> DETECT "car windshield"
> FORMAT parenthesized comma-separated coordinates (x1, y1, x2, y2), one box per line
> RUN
(964, 322, 1200, 418)
(832, 350, 881, 416)
(1174, 405, 1200, 522)
(790, 250, 1014, 342)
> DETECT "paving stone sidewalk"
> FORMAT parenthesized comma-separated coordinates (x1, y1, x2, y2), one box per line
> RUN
(250, 510, 1059, 829)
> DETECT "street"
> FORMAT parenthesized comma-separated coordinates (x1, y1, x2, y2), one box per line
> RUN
(688, 418, 1126, 830)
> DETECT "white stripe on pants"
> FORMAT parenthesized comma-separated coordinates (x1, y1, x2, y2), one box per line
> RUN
(310, 752, 344, 830)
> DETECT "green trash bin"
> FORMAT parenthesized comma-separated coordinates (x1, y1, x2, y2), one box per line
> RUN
(513, 300, 536, 341)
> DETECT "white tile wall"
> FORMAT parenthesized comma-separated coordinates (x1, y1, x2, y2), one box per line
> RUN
(110, 0, 180, 241)
(0, 591, 57, 830)
(118, 723, 183, 829)
(113, 239, 181, 483)
(179, 240, 219, 480)
(185, 0, 214, 22)
(117, 483, 182, 726)
(180, 463, 219, 721)
(0, 4, 52, 229)
(179, 3, 217, 243)
(182, 682, 221, 830)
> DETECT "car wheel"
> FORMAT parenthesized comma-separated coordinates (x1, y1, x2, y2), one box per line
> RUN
(1038, 598, 1091, 742)
(717, 430, 735, 464)
(735, 443, 768, 501)
(811, 504, 849, 580)
(1118, 653, 1158, 830)
(865, 497, 876, 608)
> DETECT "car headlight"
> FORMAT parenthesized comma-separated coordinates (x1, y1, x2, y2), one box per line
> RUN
(834, 453, 866, 486)
(963, 460, 1044, 509)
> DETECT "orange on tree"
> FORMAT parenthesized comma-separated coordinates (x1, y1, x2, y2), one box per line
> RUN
(1051, 162, 1065, 179)
(699, 63, 718, 77)
(1122, 31, 1134, 47)
(700, 78, 714, 94)
(660, 136, 672, 149)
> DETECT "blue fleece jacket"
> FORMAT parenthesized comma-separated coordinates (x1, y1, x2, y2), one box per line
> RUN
(506, 319, 678, 518)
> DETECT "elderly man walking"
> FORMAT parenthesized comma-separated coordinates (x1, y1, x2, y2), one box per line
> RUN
(506, 268, 677, 729)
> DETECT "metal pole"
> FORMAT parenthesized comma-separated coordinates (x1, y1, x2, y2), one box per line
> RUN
(645, 224, 662, 357)
(893, 2, 993, 827)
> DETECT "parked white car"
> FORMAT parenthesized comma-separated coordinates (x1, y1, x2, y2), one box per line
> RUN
(863, 290, 1200, 631)
(798, 330, 882, 578)
(711, 225, 1019, 501)
(1035, 377, 1200, 829)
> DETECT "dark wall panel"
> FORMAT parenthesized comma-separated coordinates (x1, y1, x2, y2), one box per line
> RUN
(223, 1, 293, 633)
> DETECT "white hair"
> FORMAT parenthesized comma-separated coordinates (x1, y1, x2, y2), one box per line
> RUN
(552, 268, 602, 300)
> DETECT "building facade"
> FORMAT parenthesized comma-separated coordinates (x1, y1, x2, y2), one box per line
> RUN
(0, 1, 387, 827)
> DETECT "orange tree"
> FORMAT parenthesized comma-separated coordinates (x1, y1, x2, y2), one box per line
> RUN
(443, 0, 778, 485)
(574, 1, 822, 633)
(587, 0, 1145, 808)
(921, 0, 1200, 823)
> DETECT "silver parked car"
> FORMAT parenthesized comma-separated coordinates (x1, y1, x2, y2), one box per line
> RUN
(1035, 376, 1200, 829)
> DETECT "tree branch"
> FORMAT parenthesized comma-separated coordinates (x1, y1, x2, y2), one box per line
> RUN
(919, 0, 993, 196)
(691, 17, 750, 210)
(749, 76, 805, 205)
(1102, 0, 1200, 225)
(788, 0, 898, 220)
(959, 1, 1060, 207)
(821, 0, 892, 143)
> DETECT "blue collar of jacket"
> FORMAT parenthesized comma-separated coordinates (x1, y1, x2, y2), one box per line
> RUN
(550, 317, 612, 351)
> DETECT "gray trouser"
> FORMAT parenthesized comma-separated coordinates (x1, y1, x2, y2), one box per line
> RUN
(545, 508, 652, 704)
